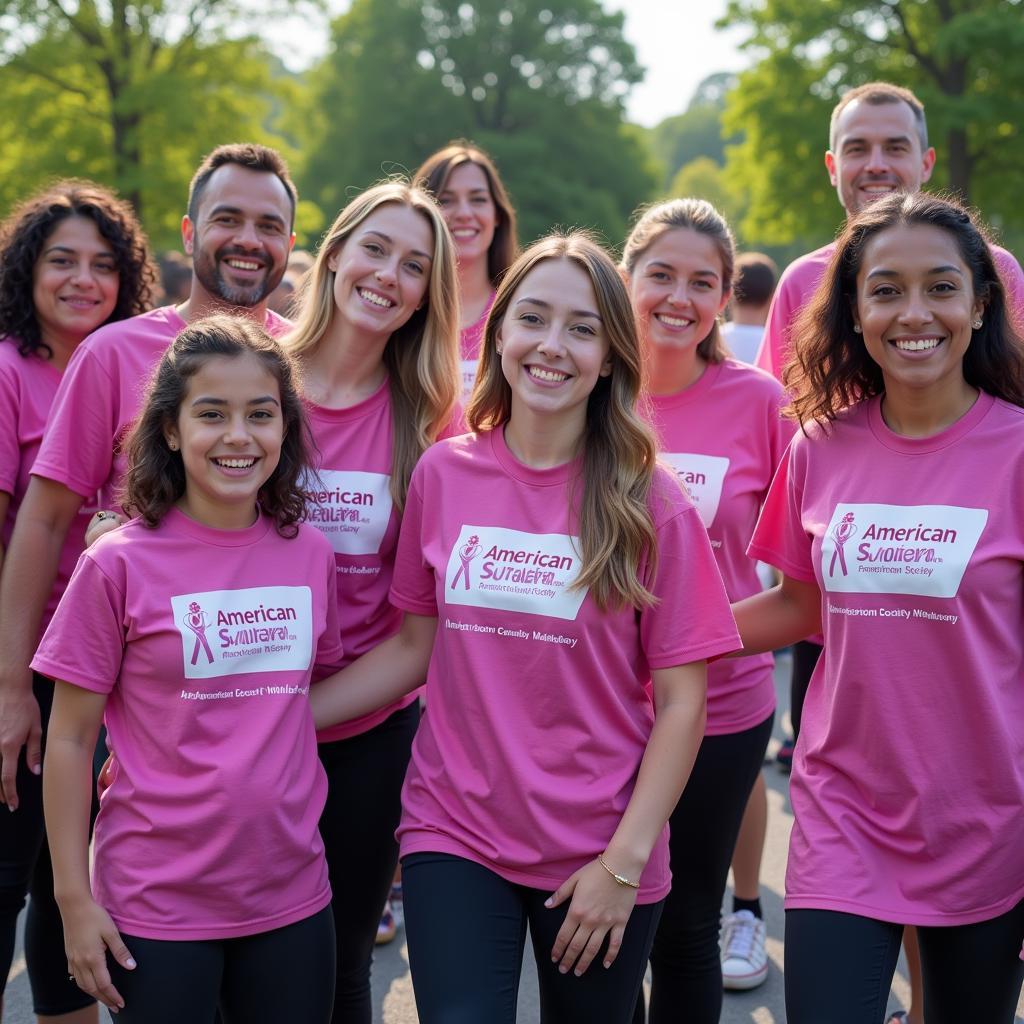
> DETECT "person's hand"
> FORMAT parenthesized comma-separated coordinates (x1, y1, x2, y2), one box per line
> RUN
(61, 895, 135, 1012)
(546, 858, 638, 976)
(0, 681, 41, 810)
(85, 511, 124, 548)
(96, 752, 116, 799)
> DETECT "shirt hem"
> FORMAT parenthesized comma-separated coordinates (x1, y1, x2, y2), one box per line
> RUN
(745, 543, 817, 584)
(647, 632, 741, 669)
(399, 834, 668, 905)
(108, 887, 332, 942)
(30, 463, 102, 502)
(30, 657, 111, 694)
(316, 691, 419, 742)
(784, 883, 1024, 927)
(704, 694, 776, 736)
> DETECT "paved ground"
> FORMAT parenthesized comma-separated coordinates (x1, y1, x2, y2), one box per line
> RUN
(5, 652, 1023, 1021)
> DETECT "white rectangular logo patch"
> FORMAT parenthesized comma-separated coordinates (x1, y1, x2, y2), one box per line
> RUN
(305, 469, 393, 555)
(660, 453, 730, 529)
(171, 586, 313, 678)
(821, 503, 987, 598)
(444, 526, 587, 620)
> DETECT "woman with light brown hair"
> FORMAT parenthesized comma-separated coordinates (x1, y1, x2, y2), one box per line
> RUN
(309, 231, 739, 1022)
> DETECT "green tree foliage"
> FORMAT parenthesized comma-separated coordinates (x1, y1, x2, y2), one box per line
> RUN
(719, 0, 1024, 251)
(646, 72, 736, 190)
(299, 0, 659, 248)
(669, 157, 745, 227)
(0, 1, 299, 247)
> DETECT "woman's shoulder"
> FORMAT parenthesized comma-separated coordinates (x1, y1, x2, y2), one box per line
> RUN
(418, 430, 488, 474)
(718, 356, 786, 400)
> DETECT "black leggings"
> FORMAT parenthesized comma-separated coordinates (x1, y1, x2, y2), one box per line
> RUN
(786, 903, 1024, 1023)
(108, 906, 335, 1023)
(636, 712, 774, 1024)
(317, 700, 419, 1024)
(0, 674, 99, 1015)
(402, 852, 663, 1024)
(789, 639, 822, 741)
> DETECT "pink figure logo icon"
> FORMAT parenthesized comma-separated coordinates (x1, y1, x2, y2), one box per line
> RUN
(450, 534, 482, 590)
(828, 512, 859, 577)
(183, 601, 214, 665)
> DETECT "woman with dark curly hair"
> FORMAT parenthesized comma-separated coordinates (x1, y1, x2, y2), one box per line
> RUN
(734, 191, 1024, 1022)
(0, 179, 154, 1024)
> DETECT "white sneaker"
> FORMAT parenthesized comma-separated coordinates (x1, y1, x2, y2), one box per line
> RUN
(720, 910, 768, 990)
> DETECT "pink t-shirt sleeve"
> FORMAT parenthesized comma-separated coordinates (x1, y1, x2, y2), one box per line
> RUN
(314, 539, 345, 669)
(0, 359, 20, 495)
(754, 274, 800, 381)
(32, 553, 126, 692)
(993, 245, 1024, 333)
(747, 436, 818, 584)
(640, 498, 740, 668)
(33, 343, 120, 500)
(390, 473, 437, 616)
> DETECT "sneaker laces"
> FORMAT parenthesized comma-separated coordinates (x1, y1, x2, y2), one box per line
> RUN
(723, 913, 757, 958)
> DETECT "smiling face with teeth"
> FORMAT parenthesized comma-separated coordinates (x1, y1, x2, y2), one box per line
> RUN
(436, 162, 498, 270)
(627, 227, 729, 391)
(165, 352, 285, 530)
(854, 223, 984, 407)
(826, 98, 936, 216)
(184, 164, 294, 310)
(495, 258, 612, 445)
(326, 203, 434, 341)
(32, 215, 120, 357)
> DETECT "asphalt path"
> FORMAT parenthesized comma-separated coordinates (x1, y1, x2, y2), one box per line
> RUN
(5, 652, 1022, 1022)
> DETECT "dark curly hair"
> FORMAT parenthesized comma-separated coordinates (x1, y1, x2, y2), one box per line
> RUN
(123, 315, 314, 536)
(785, 191, 1024, 428)
(0, 179, 156, 358)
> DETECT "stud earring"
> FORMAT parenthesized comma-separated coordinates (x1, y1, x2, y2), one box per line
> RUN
(168, 441, 178, 451)
(853, 325, 862, 334)
(972, 318, 983, 330)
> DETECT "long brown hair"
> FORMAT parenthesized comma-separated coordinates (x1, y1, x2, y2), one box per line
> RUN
(786, 191, 1024, 428)
(285, 181, 460, 513)
(467, 232, 660, 611)
(621, 197, 735, 364)
(415, 141, 518, 286)
(123, 316, 313, 535)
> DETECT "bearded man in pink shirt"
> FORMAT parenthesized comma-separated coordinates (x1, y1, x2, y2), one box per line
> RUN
(0, 144, 297, 811)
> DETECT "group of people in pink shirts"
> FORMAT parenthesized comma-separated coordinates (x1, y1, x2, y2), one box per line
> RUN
(0, 78, 1022, 1024)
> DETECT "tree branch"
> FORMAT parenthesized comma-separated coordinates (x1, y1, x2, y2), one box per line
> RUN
(49, 0, 104, 48)
(12, 56, 92, 98)
(880, 0, 944, 84)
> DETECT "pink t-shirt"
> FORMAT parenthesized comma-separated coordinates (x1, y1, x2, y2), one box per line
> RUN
(32, 306, 291, 510)
(305, 380, 416, 741)
(459, 291, 496, 399)
(0, 341, 94, 634)
(748, 392, 1024, 925)
(389, 429, 740, 902)
(755, 241, 1024, 382)
(32, 509, 343, 941)
(645, 359, 787, 734)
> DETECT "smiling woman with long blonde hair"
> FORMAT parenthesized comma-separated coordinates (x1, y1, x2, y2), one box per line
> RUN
(283, 179, 460, 1023)
(308, 230, 740, 1023)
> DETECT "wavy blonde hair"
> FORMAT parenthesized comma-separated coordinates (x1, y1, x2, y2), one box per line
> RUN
(467, 232, 660, 610)
(286, 181, 460, 512)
